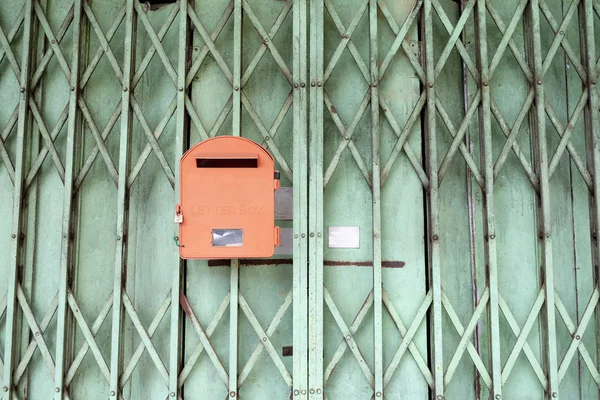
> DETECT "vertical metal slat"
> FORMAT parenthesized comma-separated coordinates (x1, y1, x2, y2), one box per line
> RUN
(308, 0, 324, 398)
(423, 0, 444, 397)
(109, 0, 136, 397)
(292, 0, 308, 397)
(474, 0, 502, 397)
(54, 0, 83, 397)
(2, 1, 33, 398)
(528, 0, 559, 397)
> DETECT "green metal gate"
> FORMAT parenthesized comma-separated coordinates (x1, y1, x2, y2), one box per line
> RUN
(1, 0, 600, 399)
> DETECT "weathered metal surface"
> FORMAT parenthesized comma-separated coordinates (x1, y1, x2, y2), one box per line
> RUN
(0, 0, 599, 399)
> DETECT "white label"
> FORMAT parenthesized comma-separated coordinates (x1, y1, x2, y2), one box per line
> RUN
(174, 214, 183, 223)
(328, 227, 360, 249)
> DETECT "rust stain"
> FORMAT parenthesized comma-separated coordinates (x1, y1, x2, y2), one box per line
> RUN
(208, 259, 405, 268)
(330, 105, 337, 114)
(179, 292, 195, 324)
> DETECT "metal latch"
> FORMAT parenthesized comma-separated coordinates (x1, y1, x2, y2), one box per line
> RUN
(174, 204, 183, 224)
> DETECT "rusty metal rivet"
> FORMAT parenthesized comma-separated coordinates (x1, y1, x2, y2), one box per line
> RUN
(310, 389, 315, 394)
(170, 392, 176, 397)
(552, 393, 558, 398)
(432, 234, 439, 241)
(576, 334, 581, 340)
(55, 387, 60, 393)
(230, 391, 236, 397)
(376, 392, 382, 397)
(294, 390, 300, 396)
(11, 234, 16, 238)
(110, 390, 116, 396)
(2, 386, 8, 392)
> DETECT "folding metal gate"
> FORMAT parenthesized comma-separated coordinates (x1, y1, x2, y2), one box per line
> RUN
(0, 0, 599, 399)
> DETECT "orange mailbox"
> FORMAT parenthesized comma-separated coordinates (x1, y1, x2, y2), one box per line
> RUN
(176, 136, 280, 259)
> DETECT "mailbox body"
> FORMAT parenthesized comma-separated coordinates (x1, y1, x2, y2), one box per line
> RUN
(178, 137, 279, 259)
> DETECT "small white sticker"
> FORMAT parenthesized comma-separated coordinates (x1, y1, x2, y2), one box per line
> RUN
(328, 227, 360, 249)
(174, 214, 183, 224)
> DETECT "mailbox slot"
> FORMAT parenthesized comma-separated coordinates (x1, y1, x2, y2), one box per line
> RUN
(196, 154, 258, 169)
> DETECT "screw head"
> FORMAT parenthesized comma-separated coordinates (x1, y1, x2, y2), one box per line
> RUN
(294, 390, 300, 396)
(537, 79, 543, 85)
(592, 79, 598, 85)
(294, 83, 299, 88)
(482, 81, 489, 86)
(317, 389, 322, 394)
(344, 135, 350, 140)
(559, 30, 564, 35)
(552, 393, 558, 398)
(311, 82, 315, 87)
(317, 232, 322, 237)
(71, 86, 75, 91)
(170, 392, 176, 397)
(317, 82, 322, 87)
(123, 87, 128, 92)
(179, 87, 184, 91)
(301, 82, 305, 88)
(576, 334, 581, 340)
(428, 83, 434, 88)
(310, 232, 315, 237)
(230, 391, 236, 397)
(51, 39, 56, 44)
(301, 390, 306, 395)
(301, 233, 306, 238)
(490, 234, 495, 239)
(2, 386, 8, 392)
(110, 391, 116, 396)
(345, 334, 351, 341)
(436, 395, 444, 400)
(20, 87, 25, 93)
(432, 234, 439, 241)
(294, 234, 299, 238)
(11, 234, 16, 238)
(262, 337, 267, 342)
(372, 83, 378, 88)
(234, 86, 239, 91)
(495, 395, 501, 400)
(55, 387, 60, 393)
(310, 389, 315, 394)
(376, 392, 382, 397)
